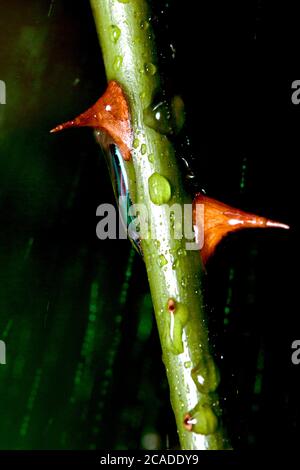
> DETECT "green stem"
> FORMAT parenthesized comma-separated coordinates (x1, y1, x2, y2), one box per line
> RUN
(90, 0, 228, 450)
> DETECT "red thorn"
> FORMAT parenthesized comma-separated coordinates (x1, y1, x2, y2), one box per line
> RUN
(193, 193, 290, 264)
(50, 81, 132, 161)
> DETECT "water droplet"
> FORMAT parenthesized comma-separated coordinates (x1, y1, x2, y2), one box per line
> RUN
(164, 302, 189, 355)
(144, 62, 157, 75)
(165, 314, 183, 355)
(113, 55, 123, 71)
(184, 404, 218, 435)
(110, 25, 121, 43)
(141, 143, 147, 155)
(148, 173, 171, 205)
(191, 356, 220, 393)
(140, 19, 150, 30)
(143, 97, 185, 135)
(158, 254, 168, 267)
(172, 259, 179, 270)
(154, 240, 160, 249)
(184, 361, 192, 369)
(143, 101, 172, 135)
(148, 153, 154, 163)
(133, 138, 140, 149)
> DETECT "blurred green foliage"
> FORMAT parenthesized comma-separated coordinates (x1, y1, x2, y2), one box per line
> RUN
(0, 0, 171, 450)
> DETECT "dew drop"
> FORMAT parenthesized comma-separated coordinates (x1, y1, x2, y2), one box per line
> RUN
(164, 302, 189, 355)
(172, 259, 179, 270)
(113, 55, 123, 71)
(144, 62, 157, 76)
(148, 153, 154, 163)
(110, 25, 121, 43)
(148, 173, 171, 205)
(154, 239, 161, 249)
(133, 138, 140, 149)
(140, 19, 150, 30)
(141, 143, 147, 155)
(191, 356, 220, 393)
(165, 313, 183, 355)
(143, 97, 185, 135)
(143, 101, 172, 135)
(158, 254, 168, 267)
(185, 404, 218, 435)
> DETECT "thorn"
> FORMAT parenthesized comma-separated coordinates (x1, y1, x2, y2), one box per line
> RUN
(50, 121, 75, 133)
(266, 220, 290, 230)
(49, 81, 132, 160)
(193, 193, 290, 264)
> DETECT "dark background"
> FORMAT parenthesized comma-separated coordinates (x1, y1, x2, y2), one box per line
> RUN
(0, 0, 299, 450)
